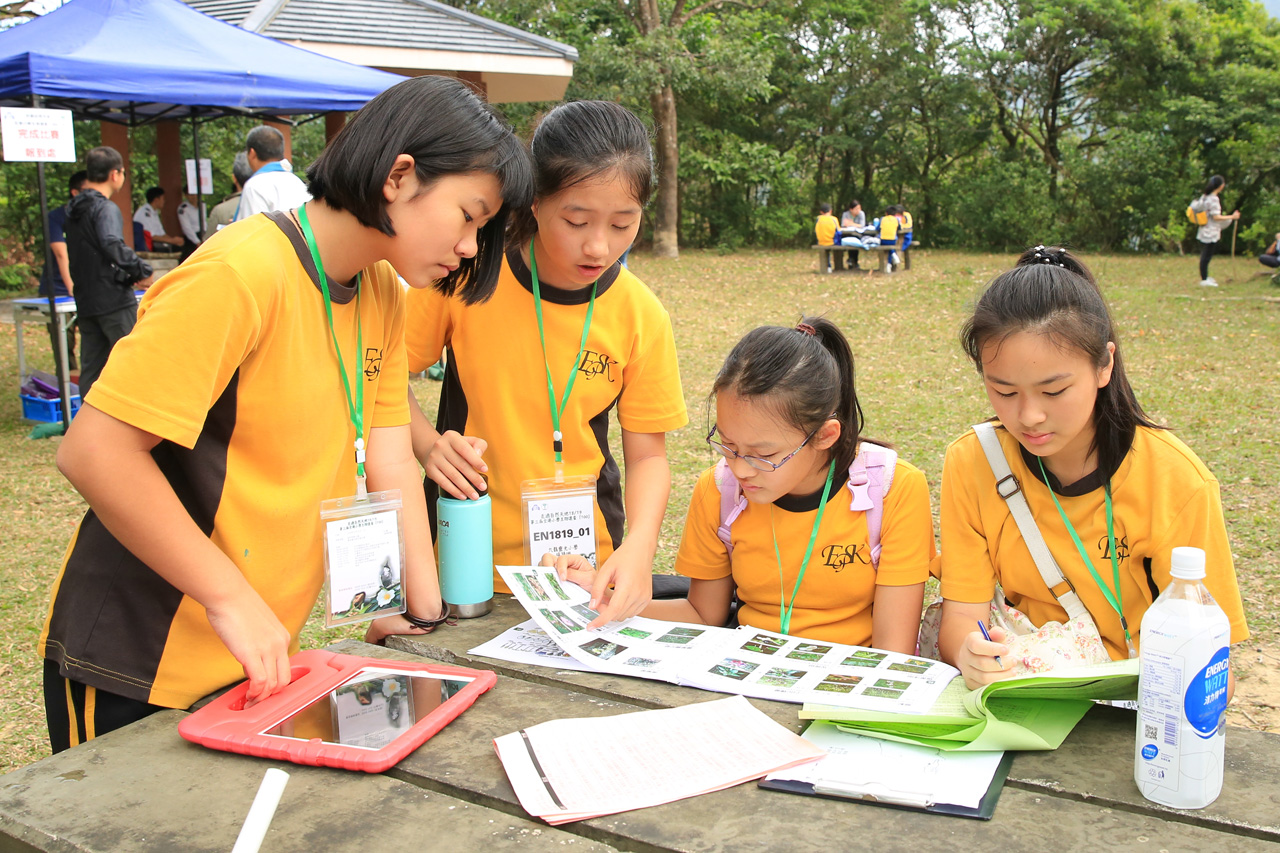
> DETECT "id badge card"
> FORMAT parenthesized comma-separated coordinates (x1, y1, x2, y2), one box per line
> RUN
(521, 476, 600, 568)
(321, 489, 407, 628)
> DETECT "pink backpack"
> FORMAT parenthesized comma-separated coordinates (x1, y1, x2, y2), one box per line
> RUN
(713, 443, 898, 568)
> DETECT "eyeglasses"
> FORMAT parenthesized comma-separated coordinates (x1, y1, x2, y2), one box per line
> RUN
(706, 423, 821, 472)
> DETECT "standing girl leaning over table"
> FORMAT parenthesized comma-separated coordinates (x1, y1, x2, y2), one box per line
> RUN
(40, 76, 532, 752)
(556, 318, 934, 652)
(405, 100, 688, 627)
(936, 245, 1249, 690)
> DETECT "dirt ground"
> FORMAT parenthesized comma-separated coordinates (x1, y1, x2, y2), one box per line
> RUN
(1227, 639, 1280, 733)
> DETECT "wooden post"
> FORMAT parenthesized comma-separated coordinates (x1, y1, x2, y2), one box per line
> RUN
(457, 72, 487, 99)
(99, 121, 134, 247)
(156, 120, 183, 239)
(265, 120, 293, 161)
(324, 112, 347, 143)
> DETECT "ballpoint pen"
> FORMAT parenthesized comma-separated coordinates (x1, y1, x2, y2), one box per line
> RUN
(977, 620, 1003, 668)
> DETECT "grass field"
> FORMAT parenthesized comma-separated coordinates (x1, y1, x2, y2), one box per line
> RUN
(1, 247, 1276, 772)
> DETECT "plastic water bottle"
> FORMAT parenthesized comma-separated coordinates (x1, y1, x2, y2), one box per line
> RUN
(1134, 546, 1230, 809)
(437, 485, 494, 618)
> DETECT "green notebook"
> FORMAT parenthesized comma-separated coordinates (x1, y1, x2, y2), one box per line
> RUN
(800, 658, 1139, 751)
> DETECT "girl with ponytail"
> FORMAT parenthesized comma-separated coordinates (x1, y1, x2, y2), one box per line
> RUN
(556, 317, 934, 651)
(937, 246, 1248, 689)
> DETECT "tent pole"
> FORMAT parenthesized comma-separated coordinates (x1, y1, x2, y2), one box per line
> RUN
(32, 93, 74, 430)
(191, 115, 206, 238)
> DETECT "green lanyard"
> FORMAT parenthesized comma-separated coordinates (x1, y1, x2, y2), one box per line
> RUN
(1036, 458, 1136, 656)
(297, 205, 366, 496)
(529, 238, 596, 473)
(771, 461, 837, 636)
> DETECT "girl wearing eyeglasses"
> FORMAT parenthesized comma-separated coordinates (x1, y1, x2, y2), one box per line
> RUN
(555, 317, 933, 650)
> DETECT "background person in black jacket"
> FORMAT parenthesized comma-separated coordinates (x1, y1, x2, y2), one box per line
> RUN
(64, 146, 153, 397)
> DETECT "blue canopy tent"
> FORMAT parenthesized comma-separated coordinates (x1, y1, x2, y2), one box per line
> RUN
(0, 0, 407, 121)
(0, 0, 406, 431)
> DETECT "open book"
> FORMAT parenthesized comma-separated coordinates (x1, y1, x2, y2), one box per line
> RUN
(496, 566, 959, 713)
(801, 658, 1140, 751)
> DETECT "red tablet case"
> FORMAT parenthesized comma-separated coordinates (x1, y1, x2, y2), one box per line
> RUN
(178, 649, 497, 773)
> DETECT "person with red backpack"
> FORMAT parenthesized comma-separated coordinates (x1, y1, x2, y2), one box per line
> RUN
(549, 317, 934, 651)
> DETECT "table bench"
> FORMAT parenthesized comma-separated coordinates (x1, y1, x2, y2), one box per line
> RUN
(3, 596, 1277, 852)
(812, 242, 900, 274)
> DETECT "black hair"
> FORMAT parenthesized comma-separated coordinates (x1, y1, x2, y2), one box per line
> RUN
(84, 146, 122, 183)
(245, 126, 285, 162)
(848, 200, 860, 210)
(1204, 175, 1225, 196)
(231, 151, 252, 188)
(308, 75, 532, 304)
(145, 186, 165, 203)
(507, 100, 653, 247)
(961, 245, 1162, 481)
(818, 203, 832, 214)
(713, 316, 865, 476)
(69, 170, 87, 194)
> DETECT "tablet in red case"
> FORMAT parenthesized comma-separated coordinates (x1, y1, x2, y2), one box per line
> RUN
(178, 649, 496, 773)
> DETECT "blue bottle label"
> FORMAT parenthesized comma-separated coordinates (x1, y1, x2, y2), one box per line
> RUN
(1183, 646, 1230, 739)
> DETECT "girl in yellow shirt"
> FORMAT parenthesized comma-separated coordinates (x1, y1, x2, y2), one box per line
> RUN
(555, 317, 933, 651)
(937, 246, 1248, 689)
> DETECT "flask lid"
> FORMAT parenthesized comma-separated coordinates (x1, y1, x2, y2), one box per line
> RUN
(1170, 546, 1207, 580)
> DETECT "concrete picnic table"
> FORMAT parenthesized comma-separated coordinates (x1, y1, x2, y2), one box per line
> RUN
(2, 595, 1277, 851)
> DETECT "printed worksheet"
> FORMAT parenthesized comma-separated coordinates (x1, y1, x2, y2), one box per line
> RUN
(497, 566, 958, 713)
(469, 620, 592, 672)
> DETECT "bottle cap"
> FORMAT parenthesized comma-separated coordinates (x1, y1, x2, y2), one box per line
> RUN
(1170, 546, 1207, 580)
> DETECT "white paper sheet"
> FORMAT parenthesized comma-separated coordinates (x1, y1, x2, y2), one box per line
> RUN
(495, 695, 825, 824)
(469, 619, 592, 672)
(765, 721, 1005, 810)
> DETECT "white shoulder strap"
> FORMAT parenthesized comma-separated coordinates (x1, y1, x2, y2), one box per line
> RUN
(971, 422, 1094, 624)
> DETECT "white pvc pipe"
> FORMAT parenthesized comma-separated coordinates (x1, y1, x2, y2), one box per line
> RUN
(230, 767, 290, 853)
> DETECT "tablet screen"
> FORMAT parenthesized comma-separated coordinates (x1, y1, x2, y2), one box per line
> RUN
(261, 667, 472, 750)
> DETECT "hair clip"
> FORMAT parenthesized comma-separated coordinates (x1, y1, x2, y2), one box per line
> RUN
(796, 322, 817, 336)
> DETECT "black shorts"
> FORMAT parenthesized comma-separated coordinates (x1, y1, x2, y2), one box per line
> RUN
(43, 659, 166, 754)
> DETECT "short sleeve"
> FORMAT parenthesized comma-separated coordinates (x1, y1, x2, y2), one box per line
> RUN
(87, 262, 261, 448)
(403, 285, 453, 374)
(617, 305, 687, 435)
(49, 208, 66, 244)
(370, 265, 410, 427)
(1148, 479, 1249, 644)
(873, 461, 936, 586)
(674, 470, 732, 581)
(939, 438, 999, 604)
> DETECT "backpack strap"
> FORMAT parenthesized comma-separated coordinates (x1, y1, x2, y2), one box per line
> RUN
(713, 457, 748, 557)
(847, 442, 897, 569)
(715, 444, 898, 569)
(971, 422, 1094, 625)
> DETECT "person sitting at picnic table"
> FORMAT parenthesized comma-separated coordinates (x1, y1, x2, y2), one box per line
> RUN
(837, 200, 869, 268)
(876, 207, 900, 271)
(815, 203, 843, 271)
(893, 204, 914, 269)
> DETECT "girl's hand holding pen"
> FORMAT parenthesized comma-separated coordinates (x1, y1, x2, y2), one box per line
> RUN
(957, 624, 1016, 690)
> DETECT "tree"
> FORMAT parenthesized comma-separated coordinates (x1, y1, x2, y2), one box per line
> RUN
(455, 0, 774, 257)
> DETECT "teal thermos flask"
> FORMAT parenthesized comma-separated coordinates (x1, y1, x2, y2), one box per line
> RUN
(437, 485, 494, 618)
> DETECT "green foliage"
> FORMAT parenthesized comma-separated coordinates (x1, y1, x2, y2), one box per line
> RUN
(0, 262, 32, 293)
(6, 0, 1280, 253)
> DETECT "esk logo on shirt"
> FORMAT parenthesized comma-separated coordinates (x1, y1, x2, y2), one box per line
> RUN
(1098, 533, 1130, 564)
(822, 543, 871, 572)
(577, 349, 617, 382)
(364, 347, 382, 380)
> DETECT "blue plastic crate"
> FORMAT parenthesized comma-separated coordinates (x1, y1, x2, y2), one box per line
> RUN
(21, 393, 81, 423)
